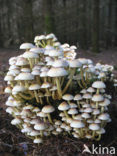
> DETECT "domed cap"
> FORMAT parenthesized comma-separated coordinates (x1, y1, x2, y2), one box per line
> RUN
(30, 130, 40, 136)
(58, 102, 69, 111)
(47, 67, 68, 77)
(23, 51, 39, 58)
(62, 94, 74, 101)
(4, 86, 12, 94)
(42, 105, 55, 113)
(4, 75, 14, 81)
(99, 98, 110, 107)
(34, 122, 47, 130)
(12, 85, 26, 92)
(68, 59, 82, 68)
(29, 84, 40, 90)
(11, 118, 22, 125)
(68, 108, 78, 115)
(81, 113, 91, 119)
(96, 128, 105, 134)
(70, 120, 85, 128)
(52, 59, 68, 68)
(98, 113, 110, 121)
(18, 72, 34, 80)
(33, 138, 43, 144)
(89, 123, 100, 131)
(83, 93, 92, 99)
(20, 43, 35, 49)
(41, 82, 51, 88)
(92, 81, 106, 89)
(16, 57, 29, 66)
(92, 109, 100, 115)
(74, 94, 82, 101)
(78, 58, 88, 64)
(49, 49, 63, 57)
(92, 94, 104, 102)
(87, 87, 95, 93)
(30, 47, 44, 54)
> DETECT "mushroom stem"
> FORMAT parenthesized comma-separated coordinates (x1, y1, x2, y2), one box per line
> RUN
(96, 134, 101, 141)
(92, 131, 96, 138)
(96, 88, 100, 94)
(28, 58, 33, 69)
(34, 91, 39, 103)
(62, 69, 75, 94)
(63, 110, 69, 118)
(80, 67, 87, 88)
(40, 130, 43, 137)
(77, 80, 83, 88)
(96, 102, 99, 109)
(47, 113, 53, 124)
(55, 77, 62, 99)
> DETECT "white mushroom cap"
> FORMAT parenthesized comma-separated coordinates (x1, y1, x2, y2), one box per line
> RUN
(30, 130, 40, 136)
(83, 93, 92, 99)
(18, 72, 34, 80)
(85, 134, 92, 139)
(58, 102, 69, 111)
(12, 85, 26, 92)
(73, 115, 82, 120)
(80, 89, 87, 94)
(96, 128, 105, 134)
(30, 47, 44, 54)
(55, 120, 62, 126)
(37, 112, 47, 117)
(47, 67, 68, 77)
(92, 109, 100, 115)
(89, 123, 100, 131)
(23, 51, 39, 58)
(94, 119, 101, 124)
(92, 94, 104, 102)
(34, 122, 47, 130)
(6, 107, 14, 114)
(81, 113, 91, 119)
(78, 58, 88, 64)
(74, 94, 82, 101)
(32, 107, 40, 113)
(4, 75, 14, 81)
(41, 82, 51, 88)
(30, 119, 40, 124)
(42, 105, 55, 113)
(32, 70, 40, 75)
(68, 108, 78, 115)
(66, 117, 73, 123)
(4, 86, 12, 94)
(69, 103, 77, 108)
(20, 43, 35, 49)
(84, 107, 93, 113)
(87, 119, 93, 123)
(33, 138, 43, 144)
(99, 98, 110, 107)
(87, 87, 95, 93)
(52, 59, 68, 68)
(98, 113, 110, 121)
(21, 68, 31, 73)
(49, 49, 63, 57)
(68, 59, 82, 68)
(92, 81, 106, 89)
(70, 120, 85, 128)
(62, 94, 74, 101)
(16, 57, 29, 66)
(11, 118, 22, 125)
(29, 84, 40, 90)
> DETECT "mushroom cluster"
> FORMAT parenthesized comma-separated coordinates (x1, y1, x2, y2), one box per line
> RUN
(4, 33, 115, 143)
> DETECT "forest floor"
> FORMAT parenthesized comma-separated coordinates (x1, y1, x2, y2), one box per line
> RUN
(0, 48, 117, 156)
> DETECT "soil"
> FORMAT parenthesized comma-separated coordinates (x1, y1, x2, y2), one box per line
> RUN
(0, 48, 117, 156)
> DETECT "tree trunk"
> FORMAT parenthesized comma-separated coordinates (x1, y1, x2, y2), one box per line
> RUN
(91, 0, 100, 53)
(43, 0, 55, 34)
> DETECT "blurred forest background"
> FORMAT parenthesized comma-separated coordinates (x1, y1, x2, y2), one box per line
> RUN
(0, 0, 117, 53)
